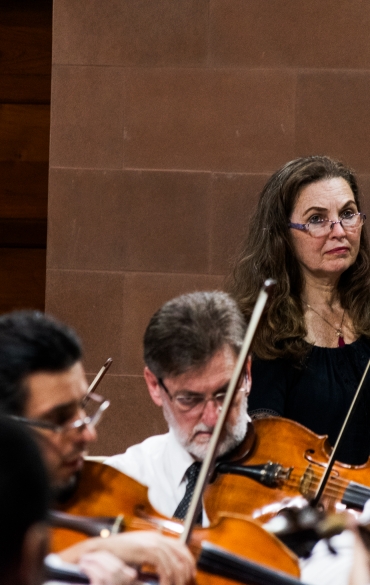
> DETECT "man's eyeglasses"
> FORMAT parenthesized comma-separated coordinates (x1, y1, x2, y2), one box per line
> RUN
(9, 393, 110, 435)
(288, 212, 366, 238)
(157, 374, 248, 414)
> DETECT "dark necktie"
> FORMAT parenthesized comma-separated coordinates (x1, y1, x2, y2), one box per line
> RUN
(173, 461, 202, 522)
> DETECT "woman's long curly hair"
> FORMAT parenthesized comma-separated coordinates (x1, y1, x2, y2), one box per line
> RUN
(228, 156, 370, 361)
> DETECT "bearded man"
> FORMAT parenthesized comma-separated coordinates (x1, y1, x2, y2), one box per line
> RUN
(107, 291, 251, 520)
(108, 290, 367, 585)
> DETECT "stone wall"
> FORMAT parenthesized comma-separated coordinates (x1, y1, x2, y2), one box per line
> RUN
(47, 1, 370, 454)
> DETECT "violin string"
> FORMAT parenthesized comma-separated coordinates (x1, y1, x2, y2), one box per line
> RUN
(284, 470, 351, 495)
(305, 473, 368, 495)
(281, 466, 358, 492)
(267, 466, 370, 504)
(318, 479, 370, 505)
(258, 468, 362, 496)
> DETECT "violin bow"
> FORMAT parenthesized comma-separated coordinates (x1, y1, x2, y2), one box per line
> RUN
(180, 279, 276, 545)
(87, 357, 113, 395)
(312, 358, 370, 506)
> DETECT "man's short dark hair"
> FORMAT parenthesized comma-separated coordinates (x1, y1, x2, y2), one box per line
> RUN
(0, 311, 82, 416)
(0, 416, 49, 578)
(144, 291, 246, 379)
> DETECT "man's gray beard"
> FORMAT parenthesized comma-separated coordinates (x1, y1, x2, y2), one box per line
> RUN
(162, 396, 248, 461)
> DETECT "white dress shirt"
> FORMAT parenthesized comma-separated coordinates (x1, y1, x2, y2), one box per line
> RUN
(106, 429, 196, 518)
(300, 499, 370, 585)
(300, 530, 354, 585)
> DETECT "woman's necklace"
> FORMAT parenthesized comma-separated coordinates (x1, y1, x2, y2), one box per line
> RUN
(304, 302, 346, 348)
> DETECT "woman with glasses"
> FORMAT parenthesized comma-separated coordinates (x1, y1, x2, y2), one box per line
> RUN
(228, 155, 370, 465)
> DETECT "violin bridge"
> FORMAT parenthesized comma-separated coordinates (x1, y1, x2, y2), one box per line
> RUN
(299, 465, 315, 498)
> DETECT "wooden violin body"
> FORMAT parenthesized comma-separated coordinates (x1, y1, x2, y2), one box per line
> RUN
(204, 417, 370, 524)
(52, 460, 300, 585)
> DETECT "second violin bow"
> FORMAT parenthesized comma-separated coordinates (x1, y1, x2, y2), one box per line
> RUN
(180, 279, 276, 544)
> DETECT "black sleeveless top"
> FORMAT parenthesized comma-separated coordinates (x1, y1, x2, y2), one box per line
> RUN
(249, 337, 370, 465)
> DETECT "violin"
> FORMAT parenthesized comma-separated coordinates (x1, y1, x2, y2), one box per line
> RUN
(204, 416, 370, 524)
(50, 460, 301, 585)
(203, 349, 370, 526)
